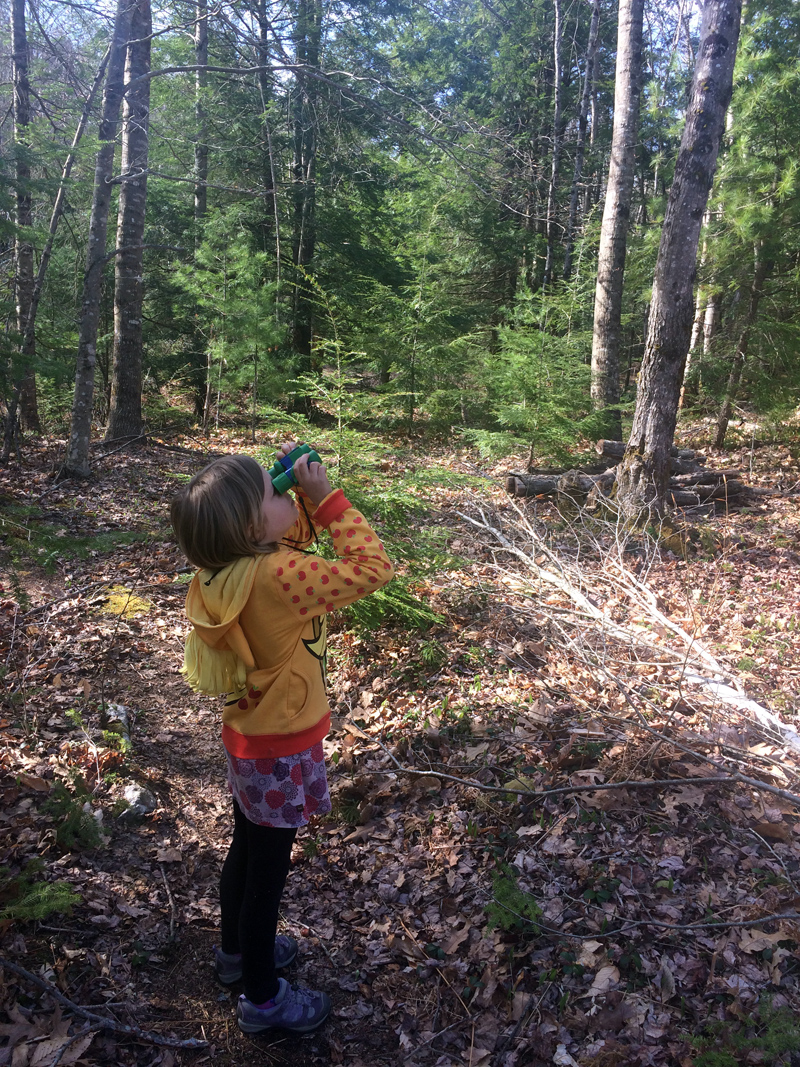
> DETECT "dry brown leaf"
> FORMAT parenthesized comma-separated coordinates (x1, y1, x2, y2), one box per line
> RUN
(16, 773, 51, 793)
(584, 964, 620, 998)
(752, 820, 791, 841)
(155, 847, 182, 862)
(739, 929, 790, 954)
(441, 923, 471, 954)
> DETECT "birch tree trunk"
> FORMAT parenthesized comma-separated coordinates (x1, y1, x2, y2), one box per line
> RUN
(680, 208, 712, 407)
(105, 0, 152, 442)
(590, 0, 644, 441)
(64, 0, 137, 476)
(291, 0, 321, 370)
(10, 0, 40, 435)
(616, 0, 742, 517)
(563, 0, 600, 281)
(542, 0, 563, 287)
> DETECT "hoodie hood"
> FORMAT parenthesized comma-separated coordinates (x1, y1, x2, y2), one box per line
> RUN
(181, 555, 265, 695)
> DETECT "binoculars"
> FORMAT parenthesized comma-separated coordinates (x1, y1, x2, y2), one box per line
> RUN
(267, 444, 322, 495)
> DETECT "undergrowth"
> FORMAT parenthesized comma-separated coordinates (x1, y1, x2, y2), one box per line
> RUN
(692, 997, 800, 1065)
(0, 860, 80, 924)
(255, 428, 479, 632)
(1, 503, 149, 574)
(486, 864, 542, 934)
(42, 777, 106, 851)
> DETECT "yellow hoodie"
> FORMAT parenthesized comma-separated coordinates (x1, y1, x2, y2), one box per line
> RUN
(182, 488, 394, 758)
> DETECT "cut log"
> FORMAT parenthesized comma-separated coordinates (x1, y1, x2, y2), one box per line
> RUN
(669, 470, 741, 487)
(667, 481, 746, 507)
(506, 475, 560, 496)
(595, 439, 706, 467)
(506, 471, 616, 499)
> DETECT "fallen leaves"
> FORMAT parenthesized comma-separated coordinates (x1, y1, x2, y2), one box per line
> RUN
(2, 435, 800, 1067)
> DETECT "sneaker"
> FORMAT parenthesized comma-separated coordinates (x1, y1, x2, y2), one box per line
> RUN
(236, 978, 331, 1034)
(214, 936, 298, 984)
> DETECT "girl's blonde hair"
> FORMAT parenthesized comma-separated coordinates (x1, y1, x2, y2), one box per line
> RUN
(170, 454, 273, 569)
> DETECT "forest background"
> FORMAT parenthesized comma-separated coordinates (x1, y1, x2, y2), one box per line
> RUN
(2, 0, 798, 468)
(3, 1, 800, 1065)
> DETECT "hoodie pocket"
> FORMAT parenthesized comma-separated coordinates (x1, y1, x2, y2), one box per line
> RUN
(287, 670, 309, 722)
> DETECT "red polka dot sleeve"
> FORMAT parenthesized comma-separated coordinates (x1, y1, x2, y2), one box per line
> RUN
(272, 494, 394, 618)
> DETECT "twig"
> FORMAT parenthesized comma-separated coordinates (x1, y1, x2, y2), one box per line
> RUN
(0, 958, 207, 1049)
(345, 721, 741, 800)
(595, 673, 800, 808)
(160, 863, 177, 941)
(49, 1023, 96, 1067)
(747, 828, 800, 896)
(489, 898, 800, 940)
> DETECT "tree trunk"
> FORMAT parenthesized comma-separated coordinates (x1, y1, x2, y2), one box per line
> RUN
(563, 0, 600, 280)
(10, 0, 40, 435)
(194, 0, 208, 232)
(105, 0, 152, 443)
(64, 0, 137, 476)
(542, 0, 564, 287)
(190, 0, 209, 420)
(680, 208, 712, 407)
(291, 0, 321, 371)
(590, 0, 644, 441)
(255, 0, 278, 257)
(616, 0, 742, 518)
(714, 244, 771, 448)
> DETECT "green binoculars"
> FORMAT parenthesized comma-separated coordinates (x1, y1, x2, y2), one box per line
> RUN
(267, 444, 322, 495)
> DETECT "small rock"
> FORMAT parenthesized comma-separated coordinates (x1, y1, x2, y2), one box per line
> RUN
(119, 782, 157, 821)
(105, 703, 132, 741)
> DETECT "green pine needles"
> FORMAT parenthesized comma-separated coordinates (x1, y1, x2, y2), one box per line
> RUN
(0, 860, 80, 925)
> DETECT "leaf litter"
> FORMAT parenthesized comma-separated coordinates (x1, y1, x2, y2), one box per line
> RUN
(0, 433, 799, 1065)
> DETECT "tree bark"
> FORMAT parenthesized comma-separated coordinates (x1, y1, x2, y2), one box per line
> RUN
(616, 0, 741, 518)
(563, 0, 600, 280)
(194, 0, 208, 233)
(64, 0, 137, 476)
(254, 0, 278, 256)
(542, 0, 564, 287)
(10, 0, 40, 435)
(291, 0, 321, 370)
(190, 0, 209, 420)
(105, 0, 152, 443)
(714, 244, 771, 448)
(680, 208, 711, 407)
(590, 0, 644, 440)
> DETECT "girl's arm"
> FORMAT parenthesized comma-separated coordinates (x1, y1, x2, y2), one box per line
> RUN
(275, 502, 394, 618)
(272, 442, 394, 615)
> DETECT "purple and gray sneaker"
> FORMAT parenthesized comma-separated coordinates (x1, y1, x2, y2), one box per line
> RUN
(213, 936, 298, 985)
(237, 978, 331, 1034)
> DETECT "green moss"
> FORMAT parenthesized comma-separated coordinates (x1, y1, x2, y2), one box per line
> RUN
(100, 584, 152, 618)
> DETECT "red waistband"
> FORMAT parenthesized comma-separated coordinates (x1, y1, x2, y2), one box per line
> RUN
(222, 712, 331, 759)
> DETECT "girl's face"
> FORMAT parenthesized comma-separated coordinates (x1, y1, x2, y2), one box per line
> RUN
(257, 468, 298, 544)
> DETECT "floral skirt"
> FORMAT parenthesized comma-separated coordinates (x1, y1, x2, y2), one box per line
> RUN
(225, 741, 331, 828)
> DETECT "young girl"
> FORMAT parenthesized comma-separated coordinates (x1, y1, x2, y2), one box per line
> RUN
(170, 443, 394, 1034)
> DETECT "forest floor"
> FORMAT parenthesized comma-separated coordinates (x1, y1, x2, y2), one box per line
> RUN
(1, 424, 800, 1067)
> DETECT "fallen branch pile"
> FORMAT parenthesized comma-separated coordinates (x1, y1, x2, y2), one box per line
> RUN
(506, 439, 749, 510)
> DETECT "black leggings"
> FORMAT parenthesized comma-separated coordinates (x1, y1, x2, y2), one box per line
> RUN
(219, 798, 297, 1004)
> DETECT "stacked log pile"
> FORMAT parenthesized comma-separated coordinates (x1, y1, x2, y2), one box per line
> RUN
(506, 440, 748, 509)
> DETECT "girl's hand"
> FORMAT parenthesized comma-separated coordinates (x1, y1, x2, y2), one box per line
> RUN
(277, 440, 301, 458)
(292, 451, 332, 505)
